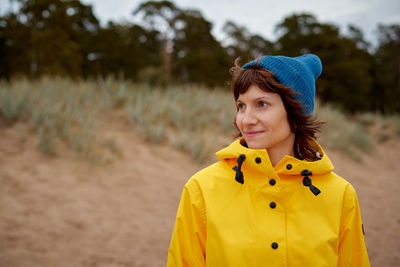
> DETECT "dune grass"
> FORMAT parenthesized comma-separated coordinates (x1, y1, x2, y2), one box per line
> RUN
(0, 77, 113, 160)
(316, 102, 373, 160)
(0, 77, 397, 162)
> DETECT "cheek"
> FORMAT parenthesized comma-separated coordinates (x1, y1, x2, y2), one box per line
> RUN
(278, 115, 292, 134)
(235, 115, 240, 128)
(269, 110, 290, 132)
(235, 115, 242, 131)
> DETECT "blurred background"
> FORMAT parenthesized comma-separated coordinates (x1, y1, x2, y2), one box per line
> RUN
(0, 0, 399, 266)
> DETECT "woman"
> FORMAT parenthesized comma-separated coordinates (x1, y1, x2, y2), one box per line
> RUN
(167, 54, 370, 266)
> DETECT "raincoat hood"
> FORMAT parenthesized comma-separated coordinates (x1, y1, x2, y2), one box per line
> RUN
(216, 138, 333, 176)
(216, 139, 333, 195)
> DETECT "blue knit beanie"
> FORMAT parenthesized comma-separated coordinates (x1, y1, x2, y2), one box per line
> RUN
(242, 54, 322, 114)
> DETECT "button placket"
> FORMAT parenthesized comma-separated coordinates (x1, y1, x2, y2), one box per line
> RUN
(267, 178, 279, 250)
(256, 156, 282, 253)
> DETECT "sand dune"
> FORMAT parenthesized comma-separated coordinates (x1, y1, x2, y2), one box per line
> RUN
(0, 123, 399, 267)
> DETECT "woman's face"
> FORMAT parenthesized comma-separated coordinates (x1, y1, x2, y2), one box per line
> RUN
(235, 84, 295, 152)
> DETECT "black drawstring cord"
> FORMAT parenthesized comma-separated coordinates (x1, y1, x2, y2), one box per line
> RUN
(301, 170, 321, 196)
(233, 154, 246, 184)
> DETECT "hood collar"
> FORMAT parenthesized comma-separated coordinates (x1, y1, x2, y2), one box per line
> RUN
(216, 139, 332, 195)
(216, 139, 333, 176)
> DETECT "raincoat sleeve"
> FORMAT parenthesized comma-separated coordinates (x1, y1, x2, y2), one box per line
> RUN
(338, 184, 370, 267)
(167, 179, 206, 267)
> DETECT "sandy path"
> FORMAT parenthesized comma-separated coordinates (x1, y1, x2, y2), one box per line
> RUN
(0, 123, 399, 267)
(0, 123, 197, 267)
(329, 136, 400, 266)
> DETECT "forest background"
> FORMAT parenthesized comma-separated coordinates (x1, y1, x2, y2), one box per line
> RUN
(1, 0, 399, 113)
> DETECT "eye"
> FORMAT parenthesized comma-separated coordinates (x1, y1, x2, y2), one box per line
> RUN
(258, 101, 269, 107)
(236, 102, 245, 111)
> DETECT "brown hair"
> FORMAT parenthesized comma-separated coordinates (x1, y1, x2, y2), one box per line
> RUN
(230, 58, 325, 161)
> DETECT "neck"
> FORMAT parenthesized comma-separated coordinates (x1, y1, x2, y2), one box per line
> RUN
(267, 134, 295, 166)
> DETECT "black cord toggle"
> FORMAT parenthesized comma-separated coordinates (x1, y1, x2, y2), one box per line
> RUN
(301, 169, 321, 196)
(233, 154, 246, 184)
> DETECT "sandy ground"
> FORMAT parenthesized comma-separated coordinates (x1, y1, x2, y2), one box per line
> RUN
(0, 121, 399, 267)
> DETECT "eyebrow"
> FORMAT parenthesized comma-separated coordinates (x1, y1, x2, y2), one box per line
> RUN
(236, 96, 271, 102)
(255, 96, 271, 100)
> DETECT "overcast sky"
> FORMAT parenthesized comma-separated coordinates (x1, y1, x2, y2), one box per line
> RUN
(1, 0, 399, 46)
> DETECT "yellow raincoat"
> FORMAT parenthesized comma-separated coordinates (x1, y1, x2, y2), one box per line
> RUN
(167, 139, 370, 267)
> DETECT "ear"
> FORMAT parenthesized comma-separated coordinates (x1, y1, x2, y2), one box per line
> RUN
(288, 116, 297, 133)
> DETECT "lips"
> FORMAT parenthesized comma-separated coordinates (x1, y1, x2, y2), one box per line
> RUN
(245, 131, 264, 138)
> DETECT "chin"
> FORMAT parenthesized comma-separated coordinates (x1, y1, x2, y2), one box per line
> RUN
(245, 140, 268, 150)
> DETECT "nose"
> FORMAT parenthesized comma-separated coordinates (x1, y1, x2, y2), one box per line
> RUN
(241, 108, 258, 125)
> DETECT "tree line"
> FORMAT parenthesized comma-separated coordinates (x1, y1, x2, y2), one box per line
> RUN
(0, 0, 399, 113)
